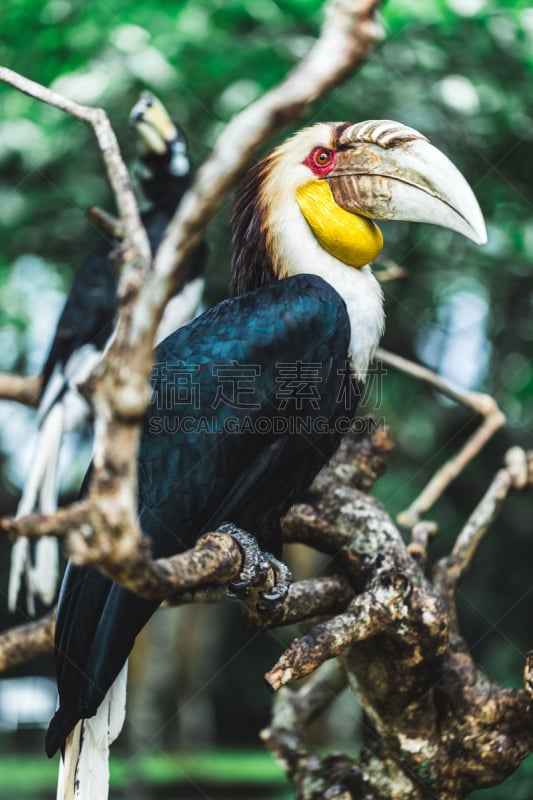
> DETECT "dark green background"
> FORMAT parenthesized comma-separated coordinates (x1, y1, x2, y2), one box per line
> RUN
(0, 0, 532, 797)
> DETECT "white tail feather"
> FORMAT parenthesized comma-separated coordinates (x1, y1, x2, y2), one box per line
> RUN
(8, 538, 33, 614)
(57, 723, 82, 800)
(39, 404, 64, 514)
(32, 537, 60, 606)
(15, 412, 57, 517)
(8, 403, 64, 613)
(57, 664, 128, 800)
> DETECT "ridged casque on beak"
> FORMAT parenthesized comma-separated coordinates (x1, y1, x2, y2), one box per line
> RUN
(328, 120, 487, 245)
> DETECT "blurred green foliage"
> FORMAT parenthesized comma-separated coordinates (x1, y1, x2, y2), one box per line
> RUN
(1, 0, 533, 796)
(0, 749, 287, 798)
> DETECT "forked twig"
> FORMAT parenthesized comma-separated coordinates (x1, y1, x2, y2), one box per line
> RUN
(87, 206, 122, 239)
(434, 447, 532, 596)
(375, 347, 506, 533)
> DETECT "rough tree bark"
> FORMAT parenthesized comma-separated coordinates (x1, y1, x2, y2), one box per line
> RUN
(258, 435, 533, 799)
(1, 431, 532, 799)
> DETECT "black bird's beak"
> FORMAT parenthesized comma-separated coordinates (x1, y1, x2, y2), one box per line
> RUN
(327, 120, 487, 245)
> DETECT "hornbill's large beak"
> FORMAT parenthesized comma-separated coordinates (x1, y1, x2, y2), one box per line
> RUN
(328, 120, 487, 245)
(130, 91, 179, 153)
(129, 91, 190, 176)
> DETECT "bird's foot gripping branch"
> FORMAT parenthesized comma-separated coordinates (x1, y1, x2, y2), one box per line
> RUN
(221, 524, 293, 612)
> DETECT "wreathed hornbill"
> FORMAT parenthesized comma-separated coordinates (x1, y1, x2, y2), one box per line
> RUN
(8, 93, 206, 615)
(46, 120, 485, 798)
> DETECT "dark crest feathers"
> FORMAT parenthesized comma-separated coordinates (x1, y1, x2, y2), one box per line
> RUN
(231, 157, 277, 296)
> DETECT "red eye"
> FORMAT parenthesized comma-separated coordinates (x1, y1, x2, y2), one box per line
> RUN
(304, 147, 336, 176)
(314, 149, 332, 165)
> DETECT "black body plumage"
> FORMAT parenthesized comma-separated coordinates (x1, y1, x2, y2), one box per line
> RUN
(46, 273, 360, 756)
(38, 237, 118, 418)
(39, 133, 205, 417)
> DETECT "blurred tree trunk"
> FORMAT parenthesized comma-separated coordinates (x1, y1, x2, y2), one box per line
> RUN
(127, 604, 230, 751)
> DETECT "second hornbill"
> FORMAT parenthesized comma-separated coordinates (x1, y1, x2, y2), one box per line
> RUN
(8, 93, 206, 614)
(46, 119, 486, 798)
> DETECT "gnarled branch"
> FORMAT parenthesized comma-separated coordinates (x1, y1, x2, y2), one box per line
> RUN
(265, 445, 533, 799)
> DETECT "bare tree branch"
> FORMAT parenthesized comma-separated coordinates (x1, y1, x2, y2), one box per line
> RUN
(0, 373, 41, 407)
(0, 522, 244, 600)
(434, 447, 532, 596)
(407, 520, 437, 566)
(244, 575, 354, 631)
(86, 206, 122, 239)
(0, 501, 91, 541)
(266, 594, 393, 691)
(92, 532, 246, 600)
(262, 660, 353, 795)
(0, 608, 55, 671)
(264, 446, 533, 799)
(375, 347, 506, 531)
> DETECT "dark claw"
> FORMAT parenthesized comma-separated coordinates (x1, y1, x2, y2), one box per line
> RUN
(257, 551, 291, 611)
(227, 579, 251, 592)
(261, 592, 283, 603)
(216, 522, 292, 611)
